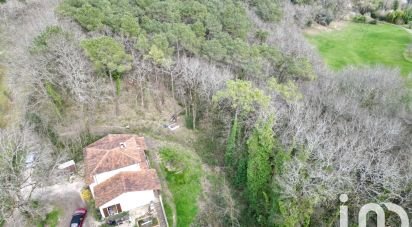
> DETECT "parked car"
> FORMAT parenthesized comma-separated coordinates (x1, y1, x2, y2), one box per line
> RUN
(70, 208, 87, 227)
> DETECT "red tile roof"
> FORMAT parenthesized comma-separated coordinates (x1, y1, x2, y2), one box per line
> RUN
(84, 134, 148, 184)
(94, 170, 161, 207)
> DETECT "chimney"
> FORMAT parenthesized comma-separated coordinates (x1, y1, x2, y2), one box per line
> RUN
(119, 142, 126, 149)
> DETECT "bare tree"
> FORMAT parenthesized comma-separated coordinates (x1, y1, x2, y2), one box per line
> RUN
(275, 67, 412, 220)
(0, 124, 64, 224)
(175, 57, 233, 129)
(194, 170, 240, 227)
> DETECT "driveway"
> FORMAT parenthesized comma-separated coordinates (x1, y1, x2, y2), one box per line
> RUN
(32, 178, 100, 227)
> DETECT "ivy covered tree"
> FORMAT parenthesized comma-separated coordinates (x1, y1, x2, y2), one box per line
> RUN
(225, 114, 239, 169)
(246, 117, 275, 225)
(213, 80, 269, 117)
(214, 80, 270, 188)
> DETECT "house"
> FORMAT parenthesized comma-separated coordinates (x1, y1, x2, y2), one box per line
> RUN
(84, 134, 162, 219)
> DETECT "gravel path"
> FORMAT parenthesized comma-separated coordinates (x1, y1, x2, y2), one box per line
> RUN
(32, 179, 100, 227)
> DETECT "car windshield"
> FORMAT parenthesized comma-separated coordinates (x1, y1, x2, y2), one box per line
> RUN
(70, 214, 82, 226)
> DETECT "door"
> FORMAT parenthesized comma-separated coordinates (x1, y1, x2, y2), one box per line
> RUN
(116, 204, 122, 213)
(103, 208, 109, 217)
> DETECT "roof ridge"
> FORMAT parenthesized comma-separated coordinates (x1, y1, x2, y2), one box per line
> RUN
(118, 137, 142, 161)
(90, 149, 111, 177)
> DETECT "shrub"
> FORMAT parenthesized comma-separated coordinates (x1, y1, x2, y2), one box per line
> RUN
(353, 15, 367, 23)
(31, 26, 65, 53)
(255, 30, 269, 43)
(315, 13, 333, 26)
(368, 19, 378, 24)
(387, 10, 405, 24)
(252, 0, 282, 22)
(403, 7, 412, 22)
(81, 188, 93, 202)
(36, 209, 60, 227)
(85, 199, 102, 221)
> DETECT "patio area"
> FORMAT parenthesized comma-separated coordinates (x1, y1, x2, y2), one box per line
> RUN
(104, 196, 167, 227)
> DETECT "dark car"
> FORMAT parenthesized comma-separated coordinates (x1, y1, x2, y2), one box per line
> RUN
(70, 208, 87, 227)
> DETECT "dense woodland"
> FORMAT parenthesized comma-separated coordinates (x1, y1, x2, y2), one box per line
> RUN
(0, 0, 412, 226)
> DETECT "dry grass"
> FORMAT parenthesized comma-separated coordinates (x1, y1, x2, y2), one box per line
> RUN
(0, 66, 11, 128)
(304, 21, 349, 35)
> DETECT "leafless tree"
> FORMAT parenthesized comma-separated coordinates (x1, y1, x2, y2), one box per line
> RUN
(175, 57, 233, 129)
(128, 58, 153, 108)
(194, 170, 240, 227)
(0, 0, 59, 124)
(31, 30, 111, 105)
(275, 67, 412, 218)
(0, 124, 65, 224)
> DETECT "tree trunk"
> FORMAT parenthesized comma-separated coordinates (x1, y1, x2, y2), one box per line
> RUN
(171, 72, 175, 100)
(192, 102, 196, 130)
(109, 71, 119, 116)
(140, 81, 144, 107)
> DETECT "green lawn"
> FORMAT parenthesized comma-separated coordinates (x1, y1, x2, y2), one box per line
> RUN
(160, 147, 202, 227)
(306, 23, 412, 75)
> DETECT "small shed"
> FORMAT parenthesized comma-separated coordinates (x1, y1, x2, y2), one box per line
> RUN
(58, 160, 76, 173)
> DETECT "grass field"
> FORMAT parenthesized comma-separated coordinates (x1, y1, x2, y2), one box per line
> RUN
(306, 23, 412, 75)
(160, 146, 202, 227)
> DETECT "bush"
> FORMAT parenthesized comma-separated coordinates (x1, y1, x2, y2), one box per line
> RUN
(403, 8, 412, 22)
(81, 188, 93, 202)
(387, 10, 405, 24)
(36, 209, 60, 227)
(353, 15, 366, 23)
(315, 13, 333, 26)
(368, 19, 378, 24)
(255, 30, 269, 43)
(252, 0, 282, 22)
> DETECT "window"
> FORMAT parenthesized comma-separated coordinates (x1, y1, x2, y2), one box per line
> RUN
(103, 204, 122, 217)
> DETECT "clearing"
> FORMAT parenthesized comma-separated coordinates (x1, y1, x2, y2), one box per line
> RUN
(306, 22, 412, 75)
(32, 179, 98, 227)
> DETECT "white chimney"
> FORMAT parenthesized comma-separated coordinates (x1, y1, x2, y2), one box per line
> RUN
(119, 142, 126, 148)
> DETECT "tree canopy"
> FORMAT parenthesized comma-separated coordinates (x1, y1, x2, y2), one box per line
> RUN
(81, 36, 132, 77)
(213, 80, 269, 115)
